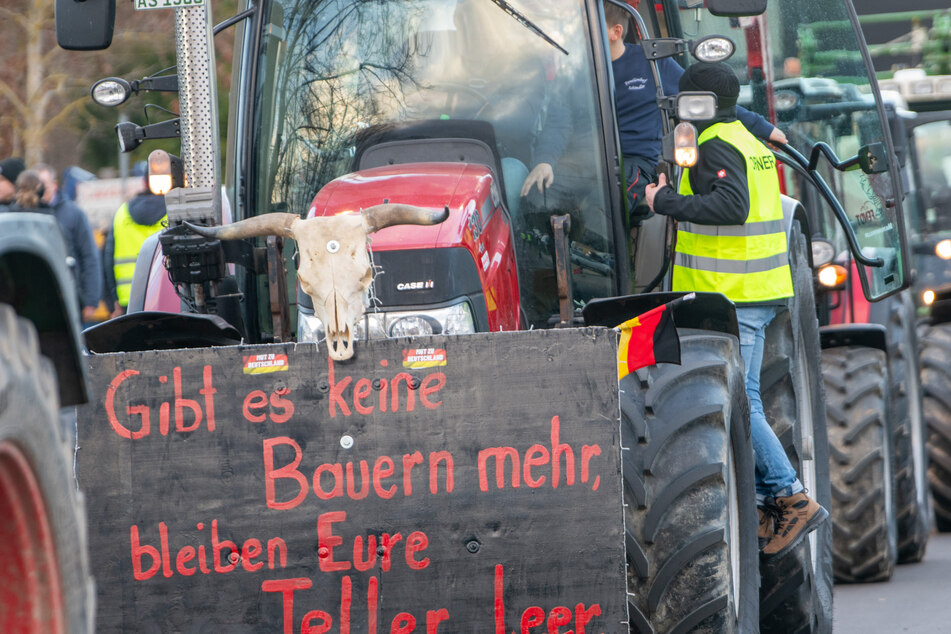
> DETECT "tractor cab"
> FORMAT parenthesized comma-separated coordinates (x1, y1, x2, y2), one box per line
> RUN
(63, 0, 912, 347)
(249, 0, 623, 334)
(240, 0, 911, 344)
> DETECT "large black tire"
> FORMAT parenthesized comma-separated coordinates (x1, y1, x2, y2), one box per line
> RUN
(759, 222, 833, 633)
(822, 346, 897, 583)
(0, 304, 94, 632)
(879, 296, 931, 562)
(622, 328, 758, 633)
(920, 321, 951, 532)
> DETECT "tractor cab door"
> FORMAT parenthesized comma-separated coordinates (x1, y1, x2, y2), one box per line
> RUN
(647, 0, 911, 301)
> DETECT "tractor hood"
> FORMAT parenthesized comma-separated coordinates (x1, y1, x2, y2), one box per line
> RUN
(307, 162, 498, 251)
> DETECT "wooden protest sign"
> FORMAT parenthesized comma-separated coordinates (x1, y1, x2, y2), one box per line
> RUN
(77, 328, 626, 632)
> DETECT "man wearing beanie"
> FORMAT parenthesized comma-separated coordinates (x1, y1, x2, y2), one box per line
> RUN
(0, 157, 26, 209)
(645, 61, 828, 559)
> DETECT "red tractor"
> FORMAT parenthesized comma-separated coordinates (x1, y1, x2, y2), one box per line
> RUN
(59, 0, 910, 631)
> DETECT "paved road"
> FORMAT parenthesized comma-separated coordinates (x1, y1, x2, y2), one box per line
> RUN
(833, 531, 951, 633)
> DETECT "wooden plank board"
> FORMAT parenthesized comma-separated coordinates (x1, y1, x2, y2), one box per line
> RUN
(77, 328, 626, 632)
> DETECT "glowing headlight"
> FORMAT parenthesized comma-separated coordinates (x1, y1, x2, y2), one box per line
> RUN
(923, 289, 936, 306)
(297, 301, 476, 343)
(673, 122, 699, 168)
(817, 264, 847, 288)
(935, 239, 951, 260)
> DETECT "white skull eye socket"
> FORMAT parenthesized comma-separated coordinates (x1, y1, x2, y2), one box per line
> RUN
(327, 240, 340, 253)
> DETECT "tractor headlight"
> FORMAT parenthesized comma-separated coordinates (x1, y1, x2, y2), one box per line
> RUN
(677, 92, 718, 121)
(935, 239, 951, 260)
(691, 36, 735, 63)
(817, 264, 848, 289)
(298, 300, 476, 343)
(91, 77, 132, 107)
(923, 289, 936, 306)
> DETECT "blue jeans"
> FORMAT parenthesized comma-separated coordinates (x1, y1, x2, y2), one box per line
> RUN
(501, 157, 529, 217)
(736, 305, 803, 501)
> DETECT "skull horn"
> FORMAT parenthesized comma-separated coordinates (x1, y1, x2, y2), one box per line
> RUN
(183, 213, 299, 240)
(362, 204, 450, 233)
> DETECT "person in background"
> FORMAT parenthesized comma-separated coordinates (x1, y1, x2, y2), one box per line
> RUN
(8, 170, 49, 213)
(0, 157, 26, 209)
(602, 1, 787, 225)
(103, 162, 167, 318)
(35, 163, 103, 327)
(645, 61, 828, 558)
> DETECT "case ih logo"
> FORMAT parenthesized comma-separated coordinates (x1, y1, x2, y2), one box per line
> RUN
(396, 280, 435, 291)
(402, 348, 448, 368)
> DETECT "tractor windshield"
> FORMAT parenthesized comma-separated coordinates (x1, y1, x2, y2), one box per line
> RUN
(909, 116, 951, 237)
(251, 0, 617, 326)
(666, 0, 909, 300)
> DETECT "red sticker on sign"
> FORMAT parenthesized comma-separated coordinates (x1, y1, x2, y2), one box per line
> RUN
(243, 353, 289, 374)
(403, 348, 448, 368)
(717, 169, 727, 178)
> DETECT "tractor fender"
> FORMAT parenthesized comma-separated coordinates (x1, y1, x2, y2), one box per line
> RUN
(782, 194, 814, 267)
(819, 323, 888, 351)
(582, 291, 738, 339)
(0, 213, 87, 405)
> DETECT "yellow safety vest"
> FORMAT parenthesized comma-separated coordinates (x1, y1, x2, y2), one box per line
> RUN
(112, 202, 166, 306)
(672, 120, 793, 303)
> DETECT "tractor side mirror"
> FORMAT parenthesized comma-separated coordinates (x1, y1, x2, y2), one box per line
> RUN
(56, 0, 115, 51)
(858, 142, 889, 175)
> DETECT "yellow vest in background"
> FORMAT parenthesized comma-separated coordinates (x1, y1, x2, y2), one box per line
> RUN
(112, 202, 166, 307)
(673, 120, 793, 303)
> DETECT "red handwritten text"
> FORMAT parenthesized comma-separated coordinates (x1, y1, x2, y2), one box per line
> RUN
(106, 365, 217, 439)
(263, 437, 453, 510)
(262, 576, 450, 634)
(478, 416, 602, 492)
(327, 358, 446, 418)
(130, 519, 286, 581)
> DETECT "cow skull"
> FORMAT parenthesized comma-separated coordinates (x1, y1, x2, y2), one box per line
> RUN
(184, 204, 448, 360)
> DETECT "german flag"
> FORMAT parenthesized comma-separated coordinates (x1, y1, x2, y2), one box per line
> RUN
(616, 294, 692, 379)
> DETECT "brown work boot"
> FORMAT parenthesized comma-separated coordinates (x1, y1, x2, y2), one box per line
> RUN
(758, 503, 776, 551)
(762, 491, 829, 559)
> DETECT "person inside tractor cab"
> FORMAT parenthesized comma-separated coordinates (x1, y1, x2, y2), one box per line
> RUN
(643, 61, 828, 558)
(602, 1, 787, 226)
(427, 0, 573, 217)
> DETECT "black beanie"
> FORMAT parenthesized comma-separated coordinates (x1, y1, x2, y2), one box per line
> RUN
(679, 62, 740, 110)
(0, 157, 25, 186)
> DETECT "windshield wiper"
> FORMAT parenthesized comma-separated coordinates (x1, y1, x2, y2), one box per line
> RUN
(486, 0, 569, 56)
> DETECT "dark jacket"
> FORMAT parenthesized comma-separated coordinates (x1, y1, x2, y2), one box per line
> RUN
(652, 113, 751, 225)
(50, 194, 103, 310)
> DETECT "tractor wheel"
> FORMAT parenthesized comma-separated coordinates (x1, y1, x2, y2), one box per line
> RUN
(822, 346, 897, 583)
(622, 328, 758, 633)
(882, 296, 930, 562)
(920, 321, 951, 532)
(759, 221, 833, 633)
(0, 304, 94, 633)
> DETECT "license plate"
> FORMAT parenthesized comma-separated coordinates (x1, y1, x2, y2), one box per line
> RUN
(134, 0, 204, 10)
